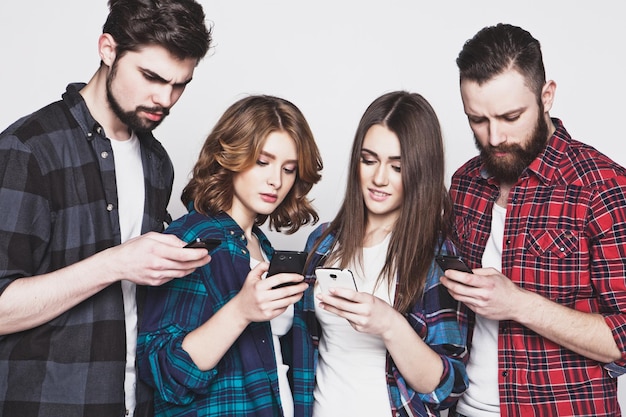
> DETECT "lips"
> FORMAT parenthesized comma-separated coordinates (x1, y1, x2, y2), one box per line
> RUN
(368, 188, 390, 202)
(143, 111, 164, 122)
(261, 193, 278, 203)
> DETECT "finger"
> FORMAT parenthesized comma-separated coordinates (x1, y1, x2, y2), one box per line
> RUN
(268, 272, 305, 289)
(326, 286, 358, 300)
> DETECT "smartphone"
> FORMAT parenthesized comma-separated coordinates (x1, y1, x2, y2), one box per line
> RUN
(184, 237, 221, 253)
(268, 250, 308, 288)
(315, 268, 358, 293)
(435, 255, 473, 273)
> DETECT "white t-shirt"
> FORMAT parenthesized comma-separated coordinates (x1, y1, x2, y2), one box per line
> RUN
(253, 255, 295, 417)
(110, 133, 144, 417)
(456, 203, 506, 417)
(313, 235, 396, 417)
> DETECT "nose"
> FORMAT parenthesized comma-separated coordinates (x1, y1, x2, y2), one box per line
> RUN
(267, 166, 282, 189)
(152, 84, 175, 109)
(488, 121, 506, 147)
(373, 164, 388, 186)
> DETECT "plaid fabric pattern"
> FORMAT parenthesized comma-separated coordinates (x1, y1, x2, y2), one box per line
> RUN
(0, 83, 174, 417)
(303, 224, 469, 417)
(450, 118, 626, 417)
(137, 210, 316, 417)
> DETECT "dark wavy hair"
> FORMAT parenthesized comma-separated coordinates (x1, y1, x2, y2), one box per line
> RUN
(182, 95, 323, 234)
(103, 0, 212, 61)
(457, 23, 545, 99)
(311, 91, 453, 314)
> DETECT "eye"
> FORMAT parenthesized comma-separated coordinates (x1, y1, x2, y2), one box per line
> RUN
(256, 159, 269, 167)
(283, 165, 297, 174)
(468, 116, 486, 125)
(391, 165, 401, 173)
(503, 114, 521, 122)
(360, 156, 377, 165)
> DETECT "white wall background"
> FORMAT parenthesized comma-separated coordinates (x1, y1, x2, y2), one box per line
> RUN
(2, 0, 626, 408)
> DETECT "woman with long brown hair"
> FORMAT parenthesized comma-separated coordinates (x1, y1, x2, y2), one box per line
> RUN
(303, 91, 468, 416)
(137, 95, 322, 417)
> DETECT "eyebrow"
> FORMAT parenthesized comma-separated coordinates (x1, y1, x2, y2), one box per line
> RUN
(141, 68, 193, 87)
(260, 150, 298, 165)
(361, 148, 401, 161)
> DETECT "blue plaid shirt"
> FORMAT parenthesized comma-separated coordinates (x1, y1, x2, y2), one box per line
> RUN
(303, 224, 469, 417)
(137, 210, 316, 416)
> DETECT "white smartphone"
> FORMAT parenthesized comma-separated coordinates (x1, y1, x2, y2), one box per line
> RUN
(315, 268, 358, 293)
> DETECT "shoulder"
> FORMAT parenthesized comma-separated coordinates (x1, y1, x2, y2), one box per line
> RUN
(305, 222, 333, 252)
(165, 210, 225, 241)
(1, 100, 70, 148)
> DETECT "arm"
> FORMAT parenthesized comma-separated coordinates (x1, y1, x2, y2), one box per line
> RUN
(441, 268, 621, 363)
(0, 232, 210, 334)
(182, 263, 307, 370)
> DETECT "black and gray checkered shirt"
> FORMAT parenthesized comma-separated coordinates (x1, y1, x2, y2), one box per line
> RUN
(0, 83, 174, 417)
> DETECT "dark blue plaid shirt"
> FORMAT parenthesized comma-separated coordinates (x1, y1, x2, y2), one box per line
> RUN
(304, 224, 469, 417)
(0, 83, 174, 417)
(137, 210, 316, 417)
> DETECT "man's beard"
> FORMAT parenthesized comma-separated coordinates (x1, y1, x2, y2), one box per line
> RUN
(475, 110, 549, 184)
(105, 61, 170, 133)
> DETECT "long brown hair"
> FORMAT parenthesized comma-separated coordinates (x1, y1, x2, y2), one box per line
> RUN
(312, 91, 453, 313)
(182, 95, 323, 234)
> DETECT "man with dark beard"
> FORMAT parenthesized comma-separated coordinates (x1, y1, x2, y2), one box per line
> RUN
(0, 1, 212, 417)
(440, 24, 626, 417)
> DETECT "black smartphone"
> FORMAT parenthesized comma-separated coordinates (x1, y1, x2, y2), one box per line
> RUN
(184, 237, 221, 253)
(268, 250, 308, 288)
(435, 255, 473, 273)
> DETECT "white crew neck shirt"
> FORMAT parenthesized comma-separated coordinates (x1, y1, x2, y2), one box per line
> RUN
(313, 234, 396, 417)
(110, 133, 144, 417)
(456, 203, 506, 417)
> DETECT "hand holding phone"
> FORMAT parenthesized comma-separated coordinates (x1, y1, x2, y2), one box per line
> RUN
(184, 237, 221, 253)
(435, 255, 473, 273)
(268, 250, 308, 289)
(315, 268, 358, 293)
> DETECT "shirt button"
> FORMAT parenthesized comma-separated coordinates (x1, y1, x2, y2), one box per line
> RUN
(502, 371, 508, 377)
(101, 151, 109, 159)
(87, 132, 93, 138)
(241, 249, 247, 255)
(106, 203, 114, 211)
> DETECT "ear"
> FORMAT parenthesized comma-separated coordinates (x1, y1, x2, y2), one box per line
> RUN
(541, 80, 556, 113)
(98, 33, 117, 67)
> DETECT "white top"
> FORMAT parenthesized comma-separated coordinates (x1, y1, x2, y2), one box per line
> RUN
(456, 203, 506, 417)
(110, 133, 144, 417)
(313, 235, 396, 417)
(254, 255, 295, 417)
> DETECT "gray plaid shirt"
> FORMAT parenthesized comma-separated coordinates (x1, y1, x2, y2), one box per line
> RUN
(0, 83, 174, 417)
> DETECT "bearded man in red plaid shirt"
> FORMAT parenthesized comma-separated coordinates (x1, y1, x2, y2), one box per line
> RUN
(441, 23, 626, 417)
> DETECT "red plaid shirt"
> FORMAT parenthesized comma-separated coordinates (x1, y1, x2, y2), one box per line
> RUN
(450, 119, 626, 417)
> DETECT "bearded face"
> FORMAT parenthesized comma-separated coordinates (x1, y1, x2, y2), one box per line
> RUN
(106, 59, 170, 133)
(475, 107, 549, 184)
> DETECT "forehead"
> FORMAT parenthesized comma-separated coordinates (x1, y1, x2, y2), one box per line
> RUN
(116, 44, 198, 82)
(460, 69, 537, 115)
(363, 125, 400, 154)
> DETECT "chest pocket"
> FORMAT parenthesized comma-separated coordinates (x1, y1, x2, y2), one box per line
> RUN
(523, 229, 593, 306)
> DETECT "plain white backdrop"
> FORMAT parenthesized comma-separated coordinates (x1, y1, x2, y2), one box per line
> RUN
(2, 0, 626, 409)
